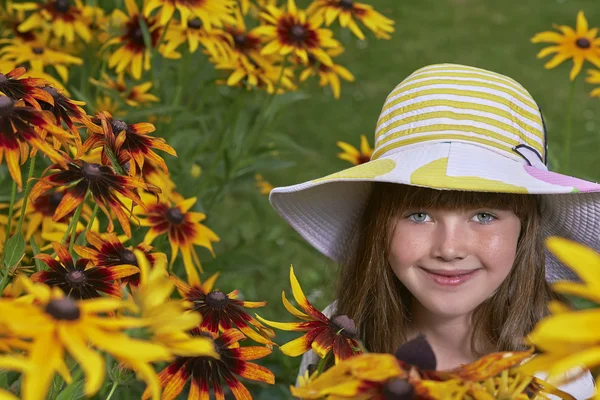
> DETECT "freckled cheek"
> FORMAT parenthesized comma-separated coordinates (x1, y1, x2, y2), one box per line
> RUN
(389, 225, 430, 267)
(477, 230, 520, 272)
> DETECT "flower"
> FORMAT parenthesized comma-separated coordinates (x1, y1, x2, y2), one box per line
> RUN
(255, 173, 273, 194)
(586, 69, 600, 97)
(143, 328, 274, 400)
(0, 60, 67, 91)
(30, 241, 138, 299)
(336, 134, 372, 165)
(298, 49, 354, 99)
(30, 157, 149, 237)
(307, 0, 395, 40)
(40, 85, 88, 134)
(134, 196, 220, 280)
(0, 96, 71, 190)
(256, 266, 362, 364)
(163, 18, 230, 56)
(170, 272, 275, 345)
(532, 10, 600, 81)
(255, 0, 341, 66)
(0, 276, 171, 400)
(143, 0, 235, 29)
(90, 73, 160, 107)
(74, 231, 166, 287)
(141, 161, 183, 203)
(83, 111, 176, 176)
(14, 0, 92, 43)
(0, 66, 54, 109)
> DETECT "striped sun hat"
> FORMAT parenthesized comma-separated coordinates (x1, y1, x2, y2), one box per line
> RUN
(269, 63, 600, 282)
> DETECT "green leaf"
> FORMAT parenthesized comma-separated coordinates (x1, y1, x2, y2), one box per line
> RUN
(3, 233, 25, 268)
(563, 294, 600, 310)
(29, 236, 44, 271)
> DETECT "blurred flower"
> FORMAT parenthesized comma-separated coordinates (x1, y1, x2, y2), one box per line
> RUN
(0, 96, 71, 190)
(170, 271, 275, 345)
(307, 0, 394, 40)
(144, 0, 236, 29)
(143, 328, 274, 400)
(255, 173, 273, 194)
(298, 49, 354, 99)
(39, 217, 99, 249)
(586, 69, 600, 97)
(257, 266, 362, 363)
(30, 156, 148, 237)
(0, 0, 33, 41)
(83, 111, 176, 176)
(0, 66, 54, 109)
(74, 231, 166, 287)
(532, 10, 600, 81)
(255, 0, 341, 66)
(94, 94, 122, 116)
(239, 0, 277, 16)
(135, 196, 220, 279)
(14, 0, 92, 43)
(214, 52, 285, 91)
(337, 134, 372, 165)
(163, 18, 230, 56)
(40, 85, 88, 151)
(0, 36, 83, 82)
(90, 73, 160, 107)
(141, 161, 183, 203)
(30, 241, 138, 299)
(0, 276, 170, 400)
(0, 355, 29, 400)
(0, 60, 66, 91)
(190, 163, 202, 178)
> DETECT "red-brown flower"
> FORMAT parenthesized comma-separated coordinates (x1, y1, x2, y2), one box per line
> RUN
(30, 242, 138, 299)
(30, 156, 148, 237)
(0, 67, 54, 109)
(74, 231, 166, 287)
(40, 85, 88, 150)
(143, 328, 275, 400)
(171, 273, 275, 346)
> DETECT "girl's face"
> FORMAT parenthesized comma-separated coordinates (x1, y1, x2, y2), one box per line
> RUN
(388, 208, 521, 318)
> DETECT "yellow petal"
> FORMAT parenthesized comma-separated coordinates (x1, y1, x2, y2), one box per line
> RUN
(576, 10, 588, 37)
(59, 325, 104, 396)
(546, 237, 600, 288)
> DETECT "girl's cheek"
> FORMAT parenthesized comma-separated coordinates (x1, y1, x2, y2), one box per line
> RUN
(389, 223, 430, 264)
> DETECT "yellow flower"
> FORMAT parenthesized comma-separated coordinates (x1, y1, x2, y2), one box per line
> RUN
(0, 355, 29, 400)
(90, 73, 160, 107)
(143, 0, 236, 29)
(255, 174, 273, 195)
(190, 163, 202, 177)
(14, 0, 92, 43)
(586, 68, 600, 97)
(298, 48, 354, 99)
(307, 0, 395, 40)
(254, 0, 341, 66)
(94, 94, 123, 116)
(336, 134, 372, 165)
(532, 10, 600, 81)
(214, 51, 294, 92)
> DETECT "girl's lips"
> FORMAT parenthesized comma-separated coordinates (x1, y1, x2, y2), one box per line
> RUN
(420, 267, 481, 286)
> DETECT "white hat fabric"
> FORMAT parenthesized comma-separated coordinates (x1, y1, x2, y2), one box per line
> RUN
(270, 63, 600, 282)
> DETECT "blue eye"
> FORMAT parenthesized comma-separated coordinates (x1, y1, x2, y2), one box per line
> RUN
(474, 213, 496, 224)
(408, 212, 430, 223)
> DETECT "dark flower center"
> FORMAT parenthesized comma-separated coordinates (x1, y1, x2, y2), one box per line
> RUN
(166, 207, 185, 225)
(382, 378, 414, 400)
(131, 26, 145, 46)
(0, 96, 15, 118)
(0, 73, 6, 84)
(111, 119, 129, 134)
(205, 290, 229, 310)
(43, 86, 60, 99)
(48, 191, 64, 209)
(53, 0, 71, 13)
(120, 249, 137, 265)
(290, 24, 308, 43)
(45, 297, 81, 320)
(188, 18, 202, 29)
(330, 315, 357, 339)
(32, 47, 45, 55)
(339, 0, 354, 9)
(81, 162, 104, 179)
(576, 38, 591, 49)
(234, 33, 248, 49)
(66, 270, 86, 285)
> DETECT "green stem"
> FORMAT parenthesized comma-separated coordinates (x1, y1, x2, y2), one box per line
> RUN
(105, 381, 119, 400)
(86, 204, 99, 232)
(315, 351, 332, 377)
(16, 155, 37, 233)
(68, 201, 85, 253)
(0, 180, 18, 266)
(563, 78, 577, 174)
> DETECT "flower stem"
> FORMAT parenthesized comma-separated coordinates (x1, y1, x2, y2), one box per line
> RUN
(16, 155, 37, 233)
(563, 78, 577, 174)
(315, 350, 332, 377)
(105, 381, 119, 400)
(0, 180, 18, 267)
(68, 201, 85, 253)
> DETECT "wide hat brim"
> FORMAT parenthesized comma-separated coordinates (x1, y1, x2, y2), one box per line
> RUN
(270, 141, 600, 282)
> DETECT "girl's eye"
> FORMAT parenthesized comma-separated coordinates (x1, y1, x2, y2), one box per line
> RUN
(473, 213, 497, 224)
(408, 212, 430, 223)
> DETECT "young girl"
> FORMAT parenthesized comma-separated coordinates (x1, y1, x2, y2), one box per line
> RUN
(269, 64, 600, 398)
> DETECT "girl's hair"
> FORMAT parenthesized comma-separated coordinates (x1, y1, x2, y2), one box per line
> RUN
(334, 182, 559, 357)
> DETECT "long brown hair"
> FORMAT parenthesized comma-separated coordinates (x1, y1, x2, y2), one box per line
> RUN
(334, 182, 558, 358)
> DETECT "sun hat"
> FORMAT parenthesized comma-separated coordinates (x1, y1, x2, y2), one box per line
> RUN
(270, 63, 600, 283)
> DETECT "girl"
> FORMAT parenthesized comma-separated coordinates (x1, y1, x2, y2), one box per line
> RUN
(269, 64, 600, 398)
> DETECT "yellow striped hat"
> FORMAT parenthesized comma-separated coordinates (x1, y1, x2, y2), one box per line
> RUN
(270, 63, 600, 282)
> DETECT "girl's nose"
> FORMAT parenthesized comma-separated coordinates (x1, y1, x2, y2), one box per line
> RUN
(430, 223, 468, 262)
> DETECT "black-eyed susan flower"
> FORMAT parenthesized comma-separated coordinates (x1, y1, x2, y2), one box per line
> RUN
(298, 49, 354, 99)
(40, 85, 88, 134)
(0, 0, 33, 41)
(30, 156, 148, 237)
(0, 96, 71, 190)
(586, 69, 600, 97)
(336, 134, 372, 165)
(0, 60, 67, 91)
(0, 276, 172, 400)
(74, 231, 166, 287)
(0, 66, 54, 109)
(256, 266, 362, 364)
(532, 10, 600, 81)
(135, 196, 220, 280)
(83, 111, 176, 176)
(239, 0, 277, 16)
(306, 0, 395, 40)
(90, 73, 160, 107)
(254, 0, 341, 66)
(14, 0, 92, 43)
(143, 328, 274, 400)
(170, 272, 275, 345)
(94, 94, 122, 116)
(143, 0, 236, 29)
(255, 173, 273, 194)
(163, 18, 231, 57)
(141, 161, 183, 203)
(30, 241, 138, 299)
